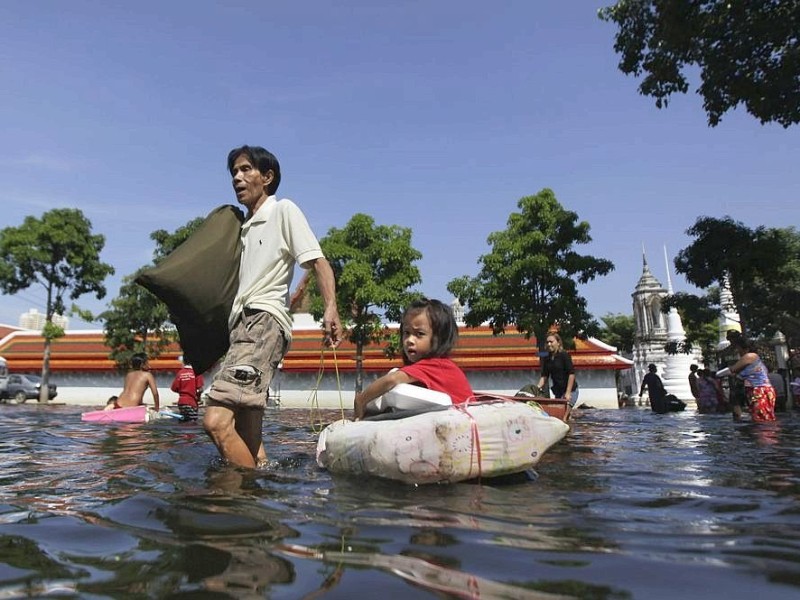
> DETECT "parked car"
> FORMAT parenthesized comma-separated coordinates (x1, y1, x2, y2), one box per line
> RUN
(0, 374, 58, 403)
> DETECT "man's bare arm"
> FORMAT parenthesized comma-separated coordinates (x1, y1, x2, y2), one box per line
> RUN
(310, 257, 343, 347)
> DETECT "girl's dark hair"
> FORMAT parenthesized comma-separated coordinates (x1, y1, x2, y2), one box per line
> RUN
(400, 298, 458, 363)
(727, 331, 756, 353)
(227, 145, 281, 195)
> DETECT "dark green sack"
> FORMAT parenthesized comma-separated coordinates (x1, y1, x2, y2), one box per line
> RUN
(136, 205, 244, 374)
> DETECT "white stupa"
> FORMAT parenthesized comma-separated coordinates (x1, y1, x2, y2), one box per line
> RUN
(717, 272, 742, 351)
(660, 247, 696, 401)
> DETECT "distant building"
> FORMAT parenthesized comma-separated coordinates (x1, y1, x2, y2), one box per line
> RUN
(660, 248, 696, 400)
(19, 309, 69, 331)
(632, 250, 668, 395)
(631, 248, 702, 402)
(716, 272, 741, 351)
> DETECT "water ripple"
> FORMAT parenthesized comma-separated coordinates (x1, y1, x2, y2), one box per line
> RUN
(1, 405, 799, 598)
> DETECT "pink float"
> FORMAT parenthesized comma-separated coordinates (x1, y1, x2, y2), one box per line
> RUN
(80, 405, 149, 423)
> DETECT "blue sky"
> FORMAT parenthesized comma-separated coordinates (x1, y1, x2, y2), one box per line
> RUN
(1, 1, 798, 330)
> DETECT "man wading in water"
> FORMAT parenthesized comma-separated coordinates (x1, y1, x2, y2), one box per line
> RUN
(203, 145, 342, 468)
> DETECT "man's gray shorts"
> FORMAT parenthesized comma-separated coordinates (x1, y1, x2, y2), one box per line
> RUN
(207, 309, 288, 410)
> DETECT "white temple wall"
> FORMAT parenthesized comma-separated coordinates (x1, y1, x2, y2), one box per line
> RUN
(33, 364, 627, 410)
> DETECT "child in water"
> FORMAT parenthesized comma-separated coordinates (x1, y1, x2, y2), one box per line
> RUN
(353, 298, 474, 420)
(695, 369, 722, 414)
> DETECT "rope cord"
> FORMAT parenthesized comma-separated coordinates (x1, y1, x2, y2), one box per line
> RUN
(308, 344, 346, 434)
(456, 397, 483, 483)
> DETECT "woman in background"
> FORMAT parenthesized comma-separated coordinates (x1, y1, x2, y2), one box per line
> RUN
(537, 333, 579, 417)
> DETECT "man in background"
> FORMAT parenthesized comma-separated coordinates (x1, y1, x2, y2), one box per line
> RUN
(640, 363, 667, 413)
(106, 353, 160, 411)
(171, 356, 204, 421)
(688, 364, 700, 401)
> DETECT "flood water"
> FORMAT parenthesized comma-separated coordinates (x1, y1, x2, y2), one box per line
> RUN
(1, 404, 799, 599)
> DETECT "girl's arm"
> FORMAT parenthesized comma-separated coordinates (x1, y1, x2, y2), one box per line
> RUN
(354, 369, 416, 420)
(729, 352, 758, 375)
(310, 257, 343, 348)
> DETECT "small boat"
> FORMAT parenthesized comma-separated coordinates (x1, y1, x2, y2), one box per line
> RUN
(80, 406, 184, 423)
(317, 393, 569, 485)
(474, 392, 570, 421)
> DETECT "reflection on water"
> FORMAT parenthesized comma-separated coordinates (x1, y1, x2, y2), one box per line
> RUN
(1, 405, 799, 598)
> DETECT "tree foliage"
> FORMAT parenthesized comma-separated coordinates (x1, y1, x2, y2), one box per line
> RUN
(598, 313, 636, 355)
(447, 189, 614, 351)
(674, 216, 800, 345)
(0, 208, 114, 400)
(306, 213, 422, 392)
(599, 0, 800, 127)
(101, 217, 203, 367)
(149, 217, 205, 260)
(101, 274, 174, 369)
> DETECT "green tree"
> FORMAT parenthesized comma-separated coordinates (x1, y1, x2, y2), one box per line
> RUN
(101, 274, 173, 368)
(447, 189, 614, 351)
(0, 209, 114, 401)
(598, 313, 636, 355)
(101, 217, 203, 368)
(149, 217, 205, 260)
(674, 216, 800, 345)
(599, 0, 800, 127)
(306, 213, 422, 393)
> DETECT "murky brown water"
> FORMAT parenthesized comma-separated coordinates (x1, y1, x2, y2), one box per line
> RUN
(1, 404, 799, 599)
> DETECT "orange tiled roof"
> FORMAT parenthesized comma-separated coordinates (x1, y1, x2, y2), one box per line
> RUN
(0, 324, 631, 373)
(0, 324, 21, 340)
(283, 325, 631, 373)
(0, 330, 183, 372)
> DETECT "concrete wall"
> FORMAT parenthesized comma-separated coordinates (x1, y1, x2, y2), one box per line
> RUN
(40, 371, 178, 408)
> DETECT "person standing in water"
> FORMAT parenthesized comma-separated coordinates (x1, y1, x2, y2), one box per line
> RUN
(171, 356, 205, 421)
(717, 332, 776, 422)
(203, 145, 342, 468)
(639, 363, 667, 413)
(688, 363, 700, 401)
(537, 333, 579, 418)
